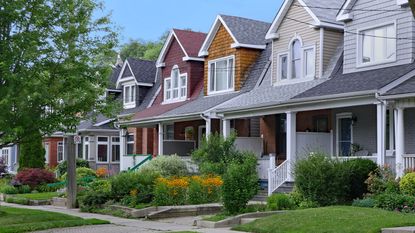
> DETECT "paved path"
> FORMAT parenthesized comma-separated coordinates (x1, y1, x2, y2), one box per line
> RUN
(1, 202, 238, 233)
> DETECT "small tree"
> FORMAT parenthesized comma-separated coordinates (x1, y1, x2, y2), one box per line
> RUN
(19, 130, 45, 170)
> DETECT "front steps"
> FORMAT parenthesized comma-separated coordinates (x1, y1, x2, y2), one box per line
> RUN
(252, 181, 295, 202)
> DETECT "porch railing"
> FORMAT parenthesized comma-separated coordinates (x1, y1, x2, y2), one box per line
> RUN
(403, 154, 415, 171)
(268, 160, 289, 196)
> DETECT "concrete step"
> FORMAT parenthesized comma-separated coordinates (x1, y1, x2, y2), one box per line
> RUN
(240, 218, 258, 224)
(382, 227, 415, 233)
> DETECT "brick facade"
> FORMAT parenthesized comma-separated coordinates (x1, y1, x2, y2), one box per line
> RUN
(43, 137, 64, 168)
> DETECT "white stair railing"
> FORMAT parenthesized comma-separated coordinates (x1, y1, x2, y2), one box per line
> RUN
(268, 160, 289, 196)
(403, 154, 415, 171)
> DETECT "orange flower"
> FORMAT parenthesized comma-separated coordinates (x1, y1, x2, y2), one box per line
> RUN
(96, 167, 108, 177)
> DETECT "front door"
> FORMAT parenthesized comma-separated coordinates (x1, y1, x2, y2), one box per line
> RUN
(338, 116, 353, 156)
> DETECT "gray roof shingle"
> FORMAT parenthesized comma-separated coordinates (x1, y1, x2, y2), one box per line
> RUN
(108, 64, 122, 89)
(220, 15, 271, 46)
(123, 58, 156, 84)
(302, 0, 345, 25)
(383, 77, 415, 96)
(77, 114, 115, 131)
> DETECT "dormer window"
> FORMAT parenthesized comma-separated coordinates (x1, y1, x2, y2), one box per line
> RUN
(358, 23, 396, 67)
(208, 55, 235, 95)
(164, 66, 187, 103)
(276, 36, 315, 84)
(123, 83, 136, 109)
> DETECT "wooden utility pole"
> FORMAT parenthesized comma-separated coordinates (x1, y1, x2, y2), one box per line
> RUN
(65, 136, 77, 208)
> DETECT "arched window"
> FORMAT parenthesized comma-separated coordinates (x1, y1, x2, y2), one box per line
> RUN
(291, 39, 301, 79)
(164, 65, 187, 102)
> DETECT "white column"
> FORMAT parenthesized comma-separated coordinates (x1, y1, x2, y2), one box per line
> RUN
(119, 128, 126, 171)
(376, 103, 386, 166)
(158, 123, 164, 156)
(286, 111, 296, 181)
(389, 107, 395, 151)
(395, 107, 405, 177)
(205, 118, 211, 139)
(222, 119, 231, 138)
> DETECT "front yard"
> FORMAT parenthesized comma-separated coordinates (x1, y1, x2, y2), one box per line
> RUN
(0, 206, 109, 233)
(234, 206, 415, 233)
(13, 192, 58, 200)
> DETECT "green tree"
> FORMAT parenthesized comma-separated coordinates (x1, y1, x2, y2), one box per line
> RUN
(120, 30, 168, 61)
(0, 0, 118, 166)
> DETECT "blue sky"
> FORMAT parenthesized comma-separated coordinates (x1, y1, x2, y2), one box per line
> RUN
(102, 0, 283, 44)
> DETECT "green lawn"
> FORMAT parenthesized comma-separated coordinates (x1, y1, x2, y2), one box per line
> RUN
(14, 192, 58, 200)
(233, 206, 415, 233)
(0, 206, 109, 233)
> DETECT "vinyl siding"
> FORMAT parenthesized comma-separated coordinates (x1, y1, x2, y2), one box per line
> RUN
(323, 29, 343, 71)
(272, 0, 321, 83)
(343, 0, 415, 74)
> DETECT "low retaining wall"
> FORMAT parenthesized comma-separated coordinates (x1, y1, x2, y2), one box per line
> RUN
(197, 211, 283, 228)
(51, 197, 67, 207)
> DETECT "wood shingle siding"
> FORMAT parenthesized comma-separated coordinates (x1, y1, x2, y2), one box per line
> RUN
(204, 24, 261, 95)
(343, 0, 415, 74)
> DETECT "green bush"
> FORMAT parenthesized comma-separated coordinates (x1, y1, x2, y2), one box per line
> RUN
(61, 167, 97, 181)
(374, 193, 415, 211)
(140, 155, 188, 177)
(294, 154, 345, 206)
(366, 166, 399, 195)
(5, 196, 30, 205)
(222, 153, 258, 214)
(56, 159, 90, 177)
(18, 185, 31, 194)
(88, 179, 111, 193)
(78, 191, 111, 209)
(187, 178, 205, 204)
(400, 172, 415, 196)
(352, 198, 375, 208)
(267, 193, 295, 210)
(0, 185, 18, 194)
(342, 159, 378, 200)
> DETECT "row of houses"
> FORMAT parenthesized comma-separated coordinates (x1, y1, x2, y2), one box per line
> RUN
(3, 0, 415, 195)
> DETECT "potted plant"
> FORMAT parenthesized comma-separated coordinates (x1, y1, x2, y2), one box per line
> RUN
(185, 127, 194, 141)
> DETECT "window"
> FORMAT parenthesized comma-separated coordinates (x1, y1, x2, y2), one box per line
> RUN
(97, 136, 109, 163)
(1, 148, 9, 167)
(304, 48, 315, 78)
(123, 84, 136, 108)
(336, 113, 353, 157)
(208, 56, 234, 94)
(164, 124, 174, 140)
(44, 143, 49, 164)
(111, 137, 120, 162)
(164, 66, 187, 102)
(279, 54, 288, 80)
(57, 141, 64, 162)
(76, 137, 83, 159)
(83, 136, 90, 161)
(313, 115, 329, 132)
(291, 40, 301, 79)
(359, 23, 396, 65)
(276, 37, 315, 83)
(127, 134, 134, 155)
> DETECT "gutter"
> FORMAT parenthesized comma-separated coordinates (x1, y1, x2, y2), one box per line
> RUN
(378, 92, 415, 100)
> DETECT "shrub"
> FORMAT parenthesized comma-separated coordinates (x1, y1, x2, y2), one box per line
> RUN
(96, 167, 108, 178)
(400, 172, 415, 196)
(153, 177, 189, 206)
(0, 185, 18, 194)
(140, 155, 188, 177)
(18, 185, 31, 194)
(14, 168, 56, 189)
(352, 198, 375, 208)
(6, 196, 30, 205)
(374, 193, 415, 211)
(294, 154, 345, 206)
(366, 166, 399, 195)
(188, 175, 222, 204)
(35, 184, 60, 193)
(88, 179, 111, 193)
(78, 191, 111, 210)
(267, 193, 295, 210)
(56, 159, 90, 177)
(342, 159, 378, 200)
(61, 167, 97, 181)
(222, 153, 258, 214)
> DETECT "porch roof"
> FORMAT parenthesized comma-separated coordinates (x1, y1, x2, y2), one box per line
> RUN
(77, 114, 116, 131)
(382, 77, 415, 97)
(293, 61, 415, 100)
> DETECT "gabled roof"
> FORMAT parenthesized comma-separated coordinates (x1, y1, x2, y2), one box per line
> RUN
(266, 0, 344, 39)
(336, 0, 357, 22)
(77, 114, 117, 132)
(156, 29, 206, 67)
(199, 15, 271, 56)
(116, 58, 156, 88)
(108, 64, 122, 89)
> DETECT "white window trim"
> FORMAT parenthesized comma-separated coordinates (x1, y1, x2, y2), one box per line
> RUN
(356, 21, 397, 68)
(1, 148, 10, 168)
(274, 36, 316, 86)
(163, 65, 188, 103)
(123, 82, 136, 109)
(96, 136, 109, 164)
(126, 134, 135, 155)
(111, 136, 120, 163)
(336, 113, 353, 157)
(57, 141, 64, 162)
(44, 143, 49, 164)
(83, 136, 91, 161)
(207, 55, 235, 95)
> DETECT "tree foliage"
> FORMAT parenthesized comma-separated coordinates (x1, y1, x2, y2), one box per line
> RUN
(0, 0, 118, 146)
(120, 30, 168, 61)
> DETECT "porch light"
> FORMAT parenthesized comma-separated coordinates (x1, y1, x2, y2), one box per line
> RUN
(352, 116, 358, 125)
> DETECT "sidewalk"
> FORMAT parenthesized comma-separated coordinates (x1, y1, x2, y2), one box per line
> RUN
(0, 202, 238, 233)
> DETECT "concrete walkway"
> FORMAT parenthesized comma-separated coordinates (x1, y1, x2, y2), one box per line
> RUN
(0, 202, 238, 233)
